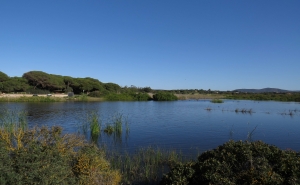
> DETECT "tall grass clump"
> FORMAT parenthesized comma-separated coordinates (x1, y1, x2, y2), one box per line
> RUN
(89, 112, 101, 142)
(210, 99, 224, 103)
(104, 113, 129, 137)
(77, 111, 102, 143)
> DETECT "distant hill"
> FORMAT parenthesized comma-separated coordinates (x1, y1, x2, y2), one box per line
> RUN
(233, 88, 299, 93)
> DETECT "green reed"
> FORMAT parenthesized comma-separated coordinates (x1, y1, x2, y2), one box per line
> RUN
(104, 113, 129, 136)
(88, 112, 101, 142)
(0, 108, 28, 133)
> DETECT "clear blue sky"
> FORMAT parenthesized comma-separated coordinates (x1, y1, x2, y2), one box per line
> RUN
(1, 1, 299, 91)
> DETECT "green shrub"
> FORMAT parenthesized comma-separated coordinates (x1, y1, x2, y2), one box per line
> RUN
(88, 90, 109, 97)
(153, 92, 178, 101)
(105, 93, 134, 101)
(159, 162, 195, 185)
(88, 91, 103, 97)
(161, 140, 300, 185)
(132, 92, 151, 101)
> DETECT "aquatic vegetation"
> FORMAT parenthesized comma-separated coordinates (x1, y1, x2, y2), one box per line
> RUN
(235, 108, 253, 114)
(104, 113, 129, 136)
(210, 99, 224, 103)
(205, 107, 212, 111)
(88, 112, 101, 142)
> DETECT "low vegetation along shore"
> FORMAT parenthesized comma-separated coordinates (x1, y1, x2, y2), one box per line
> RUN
(1, 109, 300, 184)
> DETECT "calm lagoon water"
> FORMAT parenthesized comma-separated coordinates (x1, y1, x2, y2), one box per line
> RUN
(1, 100, 300, 156)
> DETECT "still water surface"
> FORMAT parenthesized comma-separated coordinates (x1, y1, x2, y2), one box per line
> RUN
(1, 100, 300, 156)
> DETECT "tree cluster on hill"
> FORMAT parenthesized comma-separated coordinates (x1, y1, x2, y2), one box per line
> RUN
(0, 71, 122, 95)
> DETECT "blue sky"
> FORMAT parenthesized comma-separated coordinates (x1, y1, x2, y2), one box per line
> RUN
(1, 1, 299, 91)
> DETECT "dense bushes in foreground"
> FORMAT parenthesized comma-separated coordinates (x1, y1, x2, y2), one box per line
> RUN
(161, 140, 300, 185)
(0, 126, 121, 184)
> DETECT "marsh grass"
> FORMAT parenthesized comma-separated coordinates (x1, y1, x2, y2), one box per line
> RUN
(107, 147, 188, 184)
(210, 99, 224, 103)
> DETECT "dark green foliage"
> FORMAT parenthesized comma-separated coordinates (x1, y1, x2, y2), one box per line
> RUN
(7, 142, 76, 184)
(105, 92, 151, 101)
(22, 71, 108, 94)
(153, 92, 178, 101)
(22, 71, 65, 91)
(75, 77, 104, 93)
(0, 77, 30, 93)
(105, 93, 135, 101)
(104, 83, 121, 93)
(0, 71, 9, 82)
(160, 162, 195, 185)
(132, 92, 151, 101)
(140, 86, 152, 93)
(88, 90, 109, 97)
(161, 140, 300, 185)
